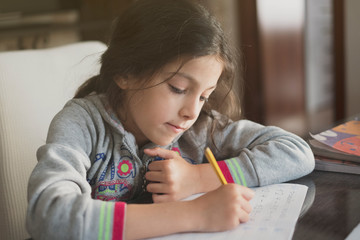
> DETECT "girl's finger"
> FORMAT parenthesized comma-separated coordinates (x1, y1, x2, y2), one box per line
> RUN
(147, 160, 168, 171)
(241, 187, 255, 201)
(152, 193, 174, 203)
(147, 182, 169, 194)
(239, 209, 251, 223)
(145, 171, 164, 182)
(238, 197, 253, 214)
(144, 147, 178, 159)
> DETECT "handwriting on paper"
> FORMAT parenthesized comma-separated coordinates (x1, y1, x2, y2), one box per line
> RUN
(150, 183, 308, 240)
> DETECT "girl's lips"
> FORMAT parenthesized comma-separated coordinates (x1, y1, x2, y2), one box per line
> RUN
(166, 123, 185, 133)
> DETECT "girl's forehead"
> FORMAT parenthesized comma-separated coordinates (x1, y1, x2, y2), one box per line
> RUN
(142, 55, 223, 87)
(168, 55, 223, 69)
(160, 55, 223, 84)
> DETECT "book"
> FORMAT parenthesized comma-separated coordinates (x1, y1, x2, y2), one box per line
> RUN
(309, 119, 360, 174)
(309, 139, 360, 163)
(314, 156, 360, 175)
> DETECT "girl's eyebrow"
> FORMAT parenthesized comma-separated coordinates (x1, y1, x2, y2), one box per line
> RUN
(168, 71, 217, 90)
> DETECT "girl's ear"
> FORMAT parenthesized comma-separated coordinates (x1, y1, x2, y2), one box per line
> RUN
(114, 75, 129, 89)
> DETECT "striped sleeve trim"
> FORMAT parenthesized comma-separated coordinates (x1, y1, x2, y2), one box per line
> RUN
(218, 160, 235, 183)
(218, 159, 247, 187)
(98, 202, 113, 240)
(97, 201, 126, 240)
(112, 202, 126, 240)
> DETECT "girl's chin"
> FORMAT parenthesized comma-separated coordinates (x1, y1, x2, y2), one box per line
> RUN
(152, 136, 177, 147)
(154, 140, 175, 147)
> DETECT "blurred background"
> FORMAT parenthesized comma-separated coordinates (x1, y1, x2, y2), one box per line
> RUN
(0, 0, 359, 138)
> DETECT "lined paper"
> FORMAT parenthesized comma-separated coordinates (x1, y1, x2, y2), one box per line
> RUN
(148, 183, 308, 240)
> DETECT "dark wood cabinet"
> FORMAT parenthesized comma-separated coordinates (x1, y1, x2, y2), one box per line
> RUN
(237, 0, 344, 137)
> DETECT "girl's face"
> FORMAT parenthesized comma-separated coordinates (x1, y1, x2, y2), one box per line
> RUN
(116, 55, 223, 147)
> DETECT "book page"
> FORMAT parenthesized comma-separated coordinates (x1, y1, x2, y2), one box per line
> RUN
(148, 183, 308, 240)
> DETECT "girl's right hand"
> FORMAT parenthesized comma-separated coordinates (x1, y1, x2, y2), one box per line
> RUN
(192, 184, 254, 232)
(124, 183, 254, 239)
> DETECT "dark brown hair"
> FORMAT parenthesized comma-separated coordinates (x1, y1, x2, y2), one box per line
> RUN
(75, 0, 242, 124)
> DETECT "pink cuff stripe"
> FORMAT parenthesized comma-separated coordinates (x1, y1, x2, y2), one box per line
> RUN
(112, 202, 126, 240)
(218, 161, 235, 184)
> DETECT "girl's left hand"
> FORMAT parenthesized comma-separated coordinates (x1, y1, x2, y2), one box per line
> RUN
(144, 147, 200, 203)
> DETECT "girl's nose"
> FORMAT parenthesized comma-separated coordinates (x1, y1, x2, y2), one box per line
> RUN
(179, 97, 200, 120)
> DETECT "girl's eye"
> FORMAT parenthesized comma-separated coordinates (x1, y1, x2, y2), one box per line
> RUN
(200, 96, 209, 102)
(169, 84, 186, 94)
(168, 84, 209, 102)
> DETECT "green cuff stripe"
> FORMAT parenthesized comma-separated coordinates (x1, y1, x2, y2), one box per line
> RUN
(105, 203, 113, 240)
(98, 202, 114, 240)
(98, 202, 106, 240)
(231, 158, 247, 187)
(227, 160, 241, 185)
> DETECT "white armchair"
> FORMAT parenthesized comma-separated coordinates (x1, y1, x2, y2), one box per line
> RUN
(0, 41, 107, 239)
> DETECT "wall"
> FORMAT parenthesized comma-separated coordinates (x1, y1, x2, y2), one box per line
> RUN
(345, 0, 360, 117)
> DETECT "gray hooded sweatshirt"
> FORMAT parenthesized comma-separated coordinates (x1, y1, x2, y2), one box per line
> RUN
(26, 94, 314, 240)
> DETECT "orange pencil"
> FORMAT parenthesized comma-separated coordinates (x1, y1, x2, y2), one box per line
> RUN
(205, 147, 227, 185)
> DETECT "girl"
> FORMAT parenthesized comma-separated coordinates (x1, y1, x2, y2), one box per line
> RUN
(26, 0, 314, 239)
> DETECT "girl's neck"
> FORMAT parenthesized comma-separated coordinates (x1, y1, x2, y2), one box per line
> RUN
(117, 106, 149, 148)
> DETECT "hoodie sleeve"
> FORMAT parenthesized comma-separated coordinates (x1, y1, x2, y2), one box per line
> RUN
(203, 116, 315, 187)
(26, 99, 126, 240)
